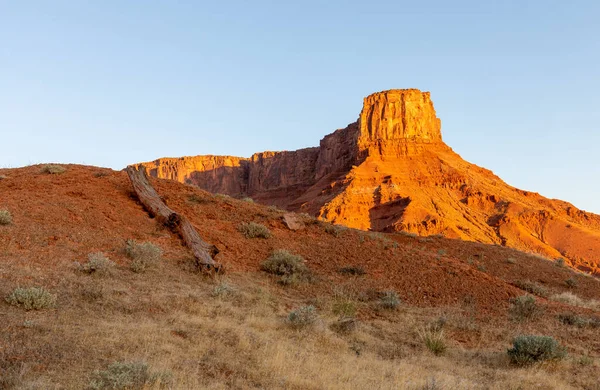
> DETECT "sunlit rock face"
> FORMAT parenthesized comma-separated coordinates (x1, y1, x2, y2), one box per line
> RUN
(134, 89, 600, 276)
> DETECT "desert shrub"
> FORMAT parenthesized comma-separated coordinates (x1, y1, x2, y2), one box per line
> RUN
(0, 174, 7, 180)
(188, 194, 209, 204)
(242, 197, 254, 203)
(238, 222, 271, 239)
(88, 361, 172, 390)
(380, 290, 401, 310)
(555, 258, 566, 267)
(78, 252, 114, 275)
(338, 266, 366, 276)
(212, 282, 235, 298)
(507, 335, 566, 366)
(558, 313, 588, 327)
(506, 257, 517, 264)
(267, 205, 283, 213)
(260, 249, 310, 285)
(324, 224, 345, 237)
(40, 164, 66, 174)
(93, 171, 109, 178)
(398, 231, 418, 238)
(6, 287, 56, 310)
(513, 280, 549, 298)
(419, 326, 447, 356)
(214, 193, 231, 200)
(565, 278, 578, 289)
(287, 305, 318, 328)
(0, 210, 12, 225)
(509, 295, 541, 321)
(124, 239, 162, 273)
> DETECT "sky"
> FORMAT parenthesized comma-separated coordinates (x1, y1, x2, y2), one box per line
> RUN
(1, 1, 599, 213)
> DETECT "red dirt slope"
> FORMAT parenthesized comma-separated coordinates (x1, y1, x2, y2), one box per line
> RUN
(1, 164, 598, 315)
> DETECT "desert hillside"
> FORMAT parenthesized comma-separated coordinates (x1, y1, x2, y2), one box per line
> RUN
(1, 165, 599, 389)
(136, 89, 600, 277)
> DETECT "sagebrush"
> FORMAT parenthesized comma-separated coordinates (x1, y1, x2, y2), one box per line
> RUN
(6, 287, 56, 310)
(0, 209, 12, 225)
(261, 249, 311, 285)
(287, 305, 318, 328)
(238, 222, 271, 239)
(78, 252, 115, 275)
(507, 335, 566, 366)
(125, 239, 162, 273)
(40, 164, 66, 174)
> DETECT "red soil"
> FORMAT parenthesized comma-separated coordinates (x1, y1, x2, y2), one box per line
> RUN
(1, 164, 598, 317)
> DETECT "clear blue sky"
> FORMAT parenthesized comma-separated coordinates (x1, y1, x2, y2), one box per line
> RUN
(1, 1, 599, 213)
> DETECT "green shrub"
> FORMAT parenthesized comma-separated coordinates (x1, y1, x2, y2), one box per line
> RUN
(124, 240, 162, 273)
(338, 266, 366, 276)
(380, 290, 401, 310)
(6, 287, 56, 310)
(40, 164, 66, 174)
(238, 222, 271, 239)
(287, 305, 318, 328)
(507, 335, 566, 366)
(509, 295, 541, 321)
(555, 258, 566, 267)
(260, 250, 310, 285)
(188, 194, 209, 204)
(324, 224, 345, 237)
(419, 327, 447, 356)
(0, 210, 12, 225)
(267, 205, 283, 213)
(88, 361, 172, 390)
(513, 280, 549, 298)
(78, 252, 114, 275)
(565, 278, 578, 289)
(558, 313, 588, 327)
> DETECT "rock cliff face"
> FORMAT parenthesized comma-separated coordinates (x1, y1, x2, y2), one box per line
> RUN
(135, 89, 600, 275)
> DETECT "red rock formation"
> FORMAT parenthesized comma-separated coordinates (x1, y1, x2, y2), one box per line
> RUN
(135, 89, 600, 275)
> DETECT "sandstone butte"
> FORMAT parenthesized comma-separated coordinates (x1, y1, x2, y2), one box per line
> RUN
(135, 89, 600, 275)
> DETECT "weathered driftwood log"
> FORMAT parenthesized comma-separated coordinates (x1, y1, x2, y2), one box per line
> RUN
(126, 165, 220, 270)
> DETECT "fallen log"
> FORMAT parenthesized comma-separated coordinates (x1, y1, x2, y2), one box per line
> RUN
(126, 165, 220, 271)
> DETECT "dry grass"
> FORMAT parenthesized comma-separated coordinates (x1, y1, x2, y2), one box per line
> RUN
(550, 292, 600, 310)
(1, 264, 599, 389)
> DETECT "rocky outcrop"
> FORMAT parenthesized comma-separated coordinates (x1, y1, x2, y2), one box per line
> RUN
(135, 89, 600, 275)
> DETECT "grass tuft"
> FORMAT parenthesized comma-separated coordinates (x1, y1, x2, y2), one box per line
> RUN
(379, 290, 401, 310)
(418, 326, 447, 356)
